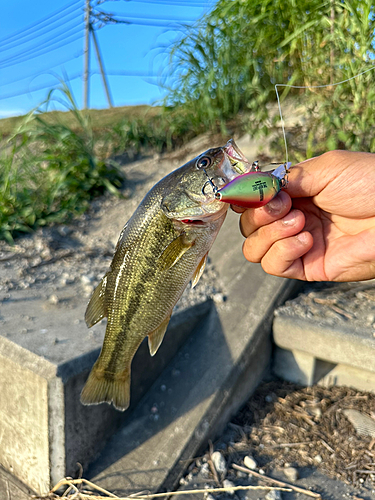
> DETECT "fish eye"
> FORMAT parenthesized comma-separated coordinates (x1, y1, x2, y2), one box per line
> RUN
(196, 156, 212, 169)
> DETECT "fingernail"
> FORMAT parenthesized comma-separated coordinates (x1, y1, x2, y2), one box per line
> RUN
(296, 232, 309, 244)
(266, 196, 284, 214)
(281, 211, 297, 226)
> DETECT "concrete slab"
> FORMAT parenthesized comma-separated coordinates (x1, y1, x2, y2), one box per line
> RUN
(0, 297, 210, 495)
(274, 315, 375, 373)
(273, 283, 375, 390)
(0, 465, 33, 500)
(86, 211, 300, 496)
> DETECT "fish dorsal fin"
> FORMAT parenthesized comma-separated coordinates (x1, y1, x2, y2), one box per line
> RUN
(158, 233, 195, 271)
(148, 313, 172, 356)
(192, 252, 208, 289)
(85, 274, 108, 328)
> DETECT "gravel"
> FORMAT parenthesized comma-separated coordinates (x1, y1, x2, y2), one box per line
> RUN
(178, 380, 375, 499)
(0, 142, 225, 316)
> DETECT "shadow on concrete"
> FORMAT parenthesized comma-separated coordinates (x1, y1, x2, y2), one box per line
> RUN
(62, 300, 216, 478)
(84, 303, 235, 494)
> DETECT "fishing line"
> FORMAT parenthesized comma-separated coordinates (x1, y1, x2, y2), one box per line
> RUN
(275, 64, 375, 164)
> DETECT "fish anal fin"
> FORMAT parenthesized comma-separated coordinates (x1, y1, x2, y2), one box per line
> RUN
(158, 233, 194, 271)
(192, 253, 208, 289)
(85, 274, 108, 328)
(148, 313, 172, 356)
(80, 363, 130, 412)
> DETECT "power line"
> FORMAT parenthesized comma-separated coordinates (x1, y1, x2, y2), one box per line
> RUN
(1, 9, 83, 52)
(117, 0, 210, 6)
(92, 10, 195, 21)
(101, 17, 192, 27)
(0, 52, 84, 87)
(0, 22, 84, 65)
(0, 32, 83, 69)
(102, 70, 158, 76)
(0, 73, 82, 100)
(0, 70, 159, 100)
(0, 0, 82, 45)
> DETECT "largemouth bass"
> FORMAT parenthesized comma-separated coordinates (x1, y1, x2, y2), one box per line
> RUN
(81, 139, 252, 411)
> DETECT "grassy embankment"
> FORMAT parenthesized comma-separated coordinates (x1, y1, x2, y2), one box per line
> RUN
(0, 86, 213, 243)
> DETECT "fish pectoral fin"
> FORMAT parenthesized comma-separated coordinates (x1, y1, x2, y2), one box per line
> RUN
(85, 274, 108, 328)
(148, 313, 172, 356)
(158, 233, 195, 271)
(192, 252, 208, 289)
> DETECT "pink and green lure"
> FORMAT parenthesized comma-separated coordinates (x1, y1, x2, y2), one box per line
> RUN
(215, 162, 291, 208)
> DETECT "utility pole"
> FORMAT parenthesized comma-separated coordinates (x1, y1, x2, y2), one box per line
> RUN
(83, 0, 91, 109)
(91, 25, 113, 108)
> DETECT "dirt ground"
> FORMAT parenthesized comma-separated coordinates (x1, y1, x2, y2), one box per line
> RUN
(233, 381, 375, 486)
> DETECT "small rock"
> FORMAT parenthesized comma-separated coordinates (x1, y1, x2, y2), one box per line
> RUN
(200, 462, 210, 478)
(83, 285, 94, 295)
(314, 454, 323, 464)
(211, 451, 227, 476)
(265, 490, 282, 500)
(81, 275, 92, 285)
(236, 470, 247, 478)
(212, 293, 225, 304)
(223, 479, 235, 495)
(204, 494, 215, 500)
(283, 466, 299, 482)
(244, 455, 257, 470)
(48, 294, 59, 305)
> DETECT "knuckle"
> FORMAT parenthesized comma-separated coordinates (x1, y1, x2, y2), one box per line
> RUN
(242, 238, 262, 263)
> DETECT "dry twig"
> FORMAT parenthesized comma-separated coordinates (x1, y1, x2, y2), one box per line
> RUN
(232, 463, 322, 499)
(36, 476, 292, 500)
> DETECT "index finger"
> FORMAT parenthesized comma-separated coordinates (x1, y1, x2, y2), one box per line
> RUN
(239, 190, 292, 237)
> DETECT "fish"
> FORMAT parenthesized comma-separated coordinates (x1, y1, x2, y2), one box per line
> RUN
(80, 139, 252, 411)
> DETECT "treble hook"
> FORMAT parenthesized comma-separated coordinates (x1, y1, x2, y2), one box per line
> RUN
(201, 168, 219, 195)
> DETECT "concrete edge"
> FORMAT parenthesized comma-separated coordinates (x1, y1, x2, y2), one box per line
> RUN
(273, 314, 375, 373)
(0, 335, 56, 380)
(160, 277, 300, 493)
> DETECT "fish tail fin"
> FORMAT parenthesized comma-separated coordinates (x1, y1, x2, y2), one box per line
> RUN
(80, 364, 131, 412)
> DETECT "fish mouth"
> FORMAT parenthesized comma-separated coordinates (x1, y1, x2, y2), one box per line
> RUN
(223, 139, 252, 175)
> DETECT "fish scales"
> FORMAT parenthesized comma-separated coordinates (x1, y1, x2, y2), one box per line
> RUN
(81, 140, 252, 411)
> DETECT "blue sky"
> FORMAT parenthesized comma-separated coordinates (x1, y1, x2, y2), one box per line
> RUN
(0, 0, 213, 118)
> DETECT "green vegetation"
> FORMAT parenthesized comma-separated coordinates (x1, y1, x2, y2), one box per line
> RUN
(0, 85, 205, 242)
(0, 85, 126, 243)
(2, 0, 375, 241)
(165, 0, 375, 158)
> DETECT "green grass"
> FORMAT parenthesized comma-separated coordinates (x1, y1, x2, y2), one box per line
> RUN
(0, 84, 208, 243)
(0, 85, 129, 243)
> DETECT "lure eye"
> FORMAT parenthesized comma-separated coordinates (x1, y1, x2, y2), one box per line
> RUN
(196, 156, 212, 169)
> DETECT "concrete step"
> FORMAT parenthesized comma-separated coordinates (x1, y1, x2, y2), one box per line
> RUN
(84, 211, 299, 496)
(0, 210, 299, 499)
(272, 283, 375, 391)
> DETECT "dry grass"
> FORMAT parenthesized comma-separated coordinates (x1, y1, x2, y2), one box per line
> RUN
(0, 105, 159, 137)
(232, 381, 375, 486)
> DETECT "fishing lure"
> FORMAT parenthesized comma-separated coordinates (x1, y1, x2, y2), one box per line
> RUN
(214, 160, 291, 208)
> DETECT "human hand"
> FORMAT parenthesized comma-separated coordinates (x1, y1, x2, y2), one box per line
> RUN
(237, 150, 375, 281)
